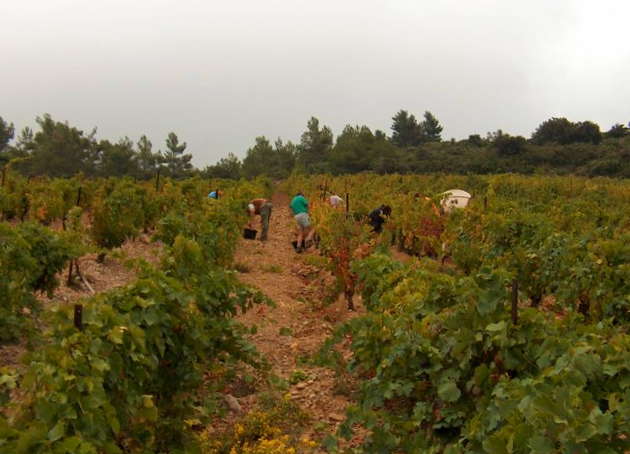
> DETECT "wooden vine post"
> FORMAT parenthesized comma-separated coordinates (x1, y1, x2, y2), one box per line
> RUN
(511, 278, 518, 325)
(74, 304, 83, 331)
(66, 185, 93, 294)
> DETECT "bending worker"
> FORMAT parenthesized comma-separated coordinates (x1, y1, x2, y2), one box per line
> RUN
(248, 198, 273, 241)
(329, 194, 344, 209)
(290, 191, 316, 253)
(368, 204, 392, 234)
(207, 190, 224, 199)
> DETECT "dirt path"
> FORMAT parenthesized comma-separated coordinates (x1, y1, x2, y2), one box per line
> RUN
(233, 191, 360, 440)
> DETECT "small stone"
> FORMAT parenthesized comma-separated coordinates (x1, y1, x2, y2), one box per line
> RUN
(328, 413, 345, 422)
(223, 394, 242, 413)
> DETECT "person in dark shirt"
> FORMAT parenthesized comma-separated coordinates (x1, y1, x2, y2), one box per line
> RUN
(368, 204, 392, 233)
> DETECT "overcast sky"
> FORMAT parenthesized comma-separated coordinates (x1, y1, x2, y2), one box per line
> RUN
(2, 0, 629, 168)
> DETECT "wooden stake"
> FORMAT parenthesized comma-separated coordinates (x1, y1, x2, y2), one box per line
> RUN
(74, 259, 94, 294)
(67, 260, 74, 285)
(80, 274, 95, 295)
(511, 279, 518, 325)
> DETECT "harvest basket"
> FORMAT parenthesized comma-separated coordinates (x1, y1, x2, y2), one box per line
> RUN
(243, 228, 258, 240)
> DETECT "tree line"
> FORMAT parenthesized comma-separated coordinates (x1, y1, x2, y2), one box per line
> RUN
(1, 111, 629, 180)
(0, 114, 193, 180)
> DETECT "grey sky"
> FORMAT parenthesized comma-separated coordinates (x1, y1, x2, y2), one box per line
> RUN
(2, 0, 629, 168)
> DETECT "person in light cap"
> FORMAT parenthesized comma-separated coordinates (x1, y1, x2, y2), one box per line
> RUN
(247, 198, 273, 241)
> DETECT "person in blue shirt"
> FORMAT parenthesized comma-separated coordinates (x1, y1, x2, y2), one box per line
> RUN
(289, 192, 316, 253)
(207, 190, 224, 199)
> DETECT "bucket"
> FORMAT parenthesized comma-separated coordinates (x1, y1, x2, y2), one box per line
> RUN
(243, 228, 257, 240)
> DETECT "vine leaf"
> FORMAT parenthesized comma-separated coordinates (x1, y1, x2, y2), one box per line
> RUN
(437, 380, 461, 402)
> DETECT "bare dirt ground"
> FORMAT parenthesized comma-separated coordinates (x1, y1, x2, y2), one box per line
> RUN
(232, 192, 364, 443)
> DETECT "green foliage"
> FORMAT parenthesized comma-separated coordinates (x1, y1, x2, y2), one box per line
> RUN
(532, 117, 602, 146)
(573, 120, 603, 145)
(293, 173, 630, 452)
(3, 111, 629, 179)
(278, 327, 292, 336)
(0, 222, 82, 341)
(325, 253, 630, 452)
(135, 135, 157, 180)
(271, 139, 299, 179)
(422, 111, 443, 142)
(606, 122, 628, 138)
(242, 137, 297, 180)
(328, 125, 396, 175)
(243, 136, 275, 180)
(288, 370, 308, 385)
(298, 117, 333, 172)
(315, 206, 374, 310)
(90, 181, 144, 251)
(442, 176, 630, 323)
(467, 134, 486, 147)
(27, 177, 84, 225)
(156, 199, 244, 268)
(133, 184, 162, 232)
(390, 110, 423, 148)
(9, 167, 630, 453)
(492, 131, 528, 156)
(162, 132, 193, 179)
(204, 152, 243, 180)
(29, 113, 98, 178)
(0, 175, 28, 221)
(97, 137, 139, 178)
(0, 115, 15, 157)
(0, 367, 18, 408)
(0, 177, 270, 453)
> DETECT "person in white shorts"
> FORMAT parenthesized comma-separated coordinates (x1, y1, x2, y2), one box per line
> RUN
(289, 192, 316, 253)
